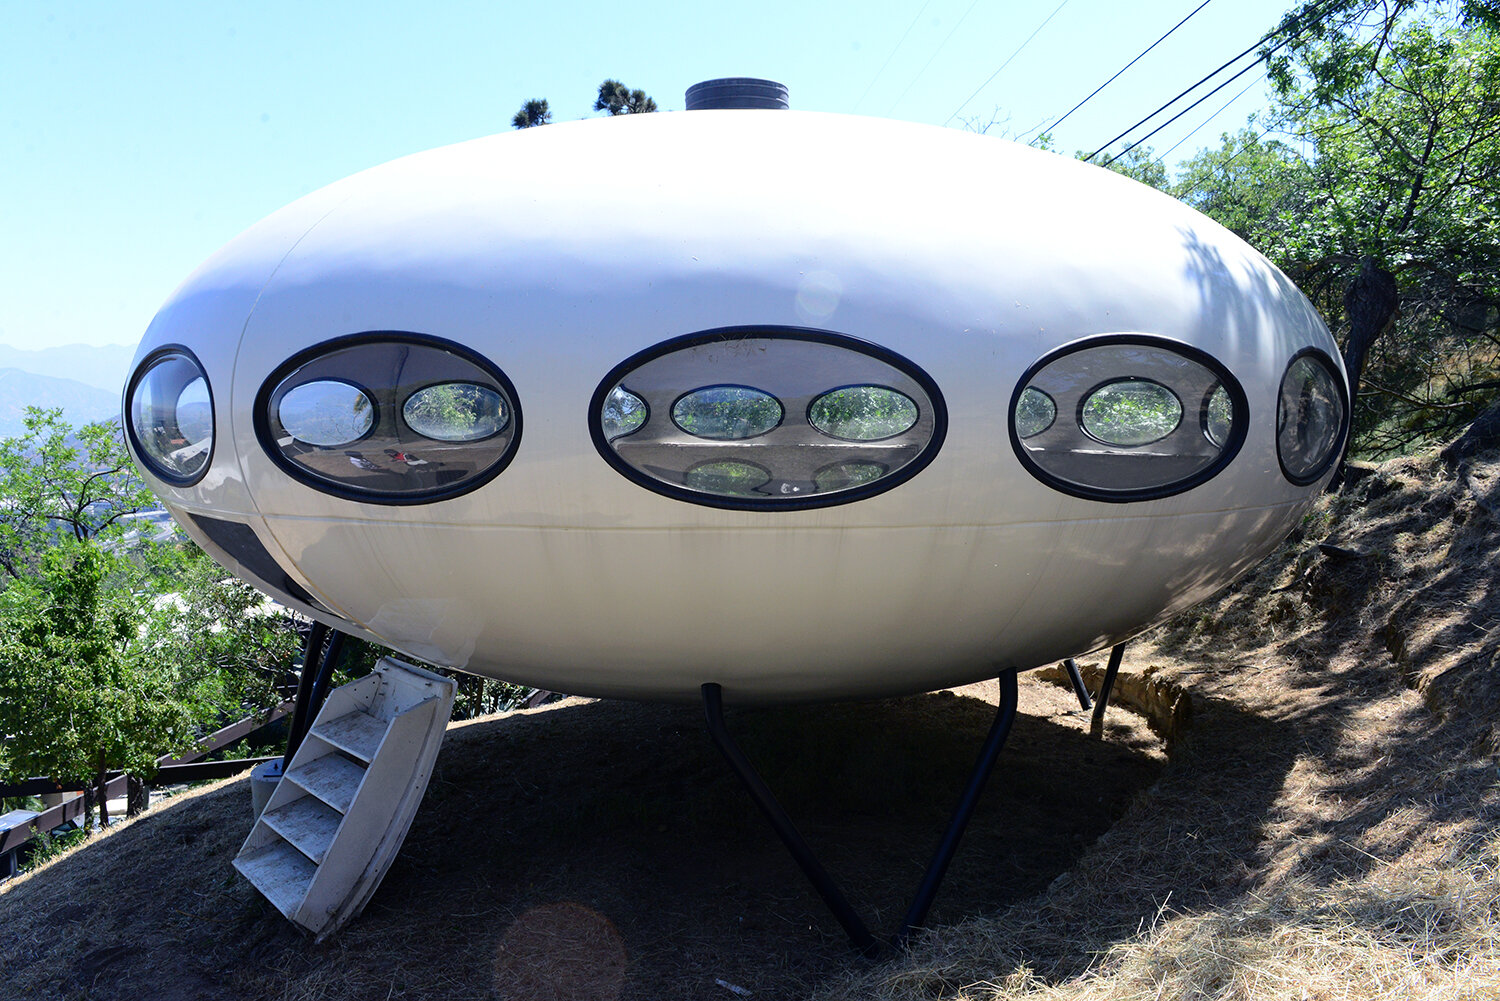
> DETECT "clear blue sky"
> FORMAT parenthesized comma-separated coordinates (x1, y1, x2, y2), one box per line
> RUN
(2, 0, 1295, 352)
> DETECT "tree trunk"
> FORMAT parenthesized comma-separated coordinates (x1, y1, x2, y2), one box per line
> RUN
(1441, 397, 1500, 467)
(126, 776, 148, 817)
(1341, 256, 1400, 402)
(94, 751, 109, 828)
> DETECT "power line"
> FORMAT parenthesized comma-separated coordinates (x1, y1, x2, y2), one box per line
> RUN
(885, 0, 986, 117)
(1154, 69, 1267, 164)
(1101, 57, 1265, 165)
(945, 0, 1072, 126)
(1042, 0, 1217, 139)
(1086, 39, 1266, 161)
(853, 0, 936, 115)
(1088, 0, 1342, 163)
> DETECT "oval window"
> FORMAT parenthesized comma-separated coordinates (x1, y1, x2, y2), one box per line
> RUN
(600, 386, 647, 440)
(1010, 335, 1247, 502)
(683, 460, 772, 496)
(1014, 387, 1056, 439)
(1204, 384, 1234, 447)
(1277, 354, 1346, 483)
(126, 348, 215, 485)
(1081, 380, 1181, 446)
(591, 328, 946, 510)
(808, 386, 917, 440)
(256, 333, 521, 504)
(279, 381, 375, 446)
(672, 386, 782, 440)
(403, 383, 508, 442)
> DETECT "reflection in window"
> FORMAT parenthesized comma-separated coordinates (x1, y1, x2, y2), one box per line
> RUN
(279, 381, 375, 447)
(1204, 384, 1233, 447)
(683, 460, 771, 496)
(1278, 356, 1344, 481)
(813, 461, 886, 492)
(672, 386, 782, 439)
(1081, 379, 1181, 446)
(808, 386, 917, 440)
(1014, 387, 1056, 439)
(128, 350, 214, 484)
(601, 386, 646, 440)
(403, 383, 508, 442)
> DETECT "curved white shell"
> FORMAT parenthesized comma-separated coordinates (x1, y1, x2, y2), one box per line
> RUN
(129, 110, 1343, 702)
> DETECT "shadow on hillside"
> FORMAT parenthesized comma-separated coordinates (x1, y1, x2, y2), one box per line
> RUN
(0, 685, 1242, 1001)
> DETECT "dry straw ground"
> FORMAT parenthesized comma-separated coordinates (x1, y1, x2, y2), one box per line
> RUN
(2, 448, 1498, 1000)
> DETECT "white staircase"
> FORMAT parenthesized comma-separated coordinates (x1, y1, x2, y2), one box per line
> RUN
(234, 657, 455, 940)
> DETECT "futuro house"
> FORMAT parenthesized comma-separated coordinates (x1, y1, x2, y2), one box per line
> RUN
(124, 79, 1348, 948)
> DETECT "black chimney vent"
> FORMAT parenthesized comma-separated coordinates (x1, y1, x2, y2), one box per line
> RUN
(685, 78, 789, 111)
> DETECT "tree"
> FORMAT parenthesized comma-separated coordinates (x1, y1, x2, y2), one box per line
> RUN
(593, 79, 657, 116)
(1272, 15, 1500, 456)
(0, 542, 191, 826)
(512, 99, 552, 129)
(1172, 13, 1500, 458)
(0, 411, 301, 824)
(0, 408, 154, 579)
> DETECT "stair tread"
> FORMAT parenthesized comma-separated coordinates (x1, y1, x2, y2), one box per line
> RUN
(261, 796, 343, 865)
(286, 754, 366, 814)
(312, 710, 387, 762)
(234, 840, 315, 918)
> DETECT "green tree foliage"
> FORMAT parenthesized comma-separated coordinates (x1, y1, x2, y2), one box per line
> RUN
(0, 409, 301, 823)
(0, 409, 154, 578)
(0, 542, 197, 825)
(511, 99, 552, 129)
(593, 79, 657, 116)
(1174, 10, 1500, 457)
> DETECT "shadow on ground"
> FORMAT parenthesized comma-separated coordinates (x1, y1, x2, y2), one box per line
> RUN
(0, 679, 1220, 1001)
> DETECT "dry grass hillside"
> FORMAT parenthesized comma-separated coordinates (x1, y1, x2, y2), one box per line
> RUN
(2, 444, 1498, 1000)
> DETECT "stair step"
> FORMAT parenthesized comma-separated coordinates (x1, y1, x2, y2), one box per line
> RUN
(313, 711, 387, 763)
(261, 796, 343, 865)
(286, 754, 366, 814)
(234, 840, 315, 918)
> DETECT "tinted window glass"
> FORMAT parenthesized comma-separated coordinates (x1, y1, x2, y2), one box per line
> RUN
(279, 381, 375, 447)
(1081, 379, 1181, 446)
(1278, 355, 1345, 482)
(809, 386, 917, 440)
(672, 386, 782, 439)
(403, 383, 507, 442)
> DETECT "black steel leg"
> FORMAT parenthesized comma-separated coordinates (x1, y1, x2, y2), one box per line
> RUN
(281, 621, 329, 771)
(1089, 643, 1126, 731)
(1063, 658, 1092, 711)
(702, 683, 882, 959)
(704, 672, 1023, 957)
(281, 625, 348, 771)
(894, 668, 1018, 946)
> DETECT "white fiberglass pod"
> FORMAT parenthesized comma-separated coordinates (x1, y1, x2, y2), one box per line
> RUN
(125, 108, 1346, 702)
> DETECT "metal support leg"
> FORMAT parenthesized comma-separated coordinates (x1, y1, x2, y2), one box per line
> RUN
(704, 671, 1023, 957)
(894, 668, 1018, 946)
(281, 623, 343, 771)
(1089, 643, 1126, 731)
(702, 683, 882, 959)
(1063, 658, 1092, 711)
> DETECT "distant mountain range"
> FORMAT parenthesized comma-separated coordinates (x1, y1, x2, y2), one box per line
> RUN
(0, 343, 135, 394)
(0, 343, 137, 438)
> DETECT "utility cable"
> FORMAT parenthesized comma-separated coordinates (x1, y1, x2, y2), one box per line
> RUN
(1042, 0, 1217, 138)
(1154, 68, 1267, 163)
(853, 0, 936, 114)
(945, 0, 1071, 126)
(885, 0, 986, 117)
(1101, 56, 1265, 165)
(1086, 0, 1341, 162)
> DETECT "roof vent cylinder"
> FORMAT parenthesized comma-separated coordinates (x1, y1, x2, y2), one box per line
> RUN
(685, 78, 789, 111)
